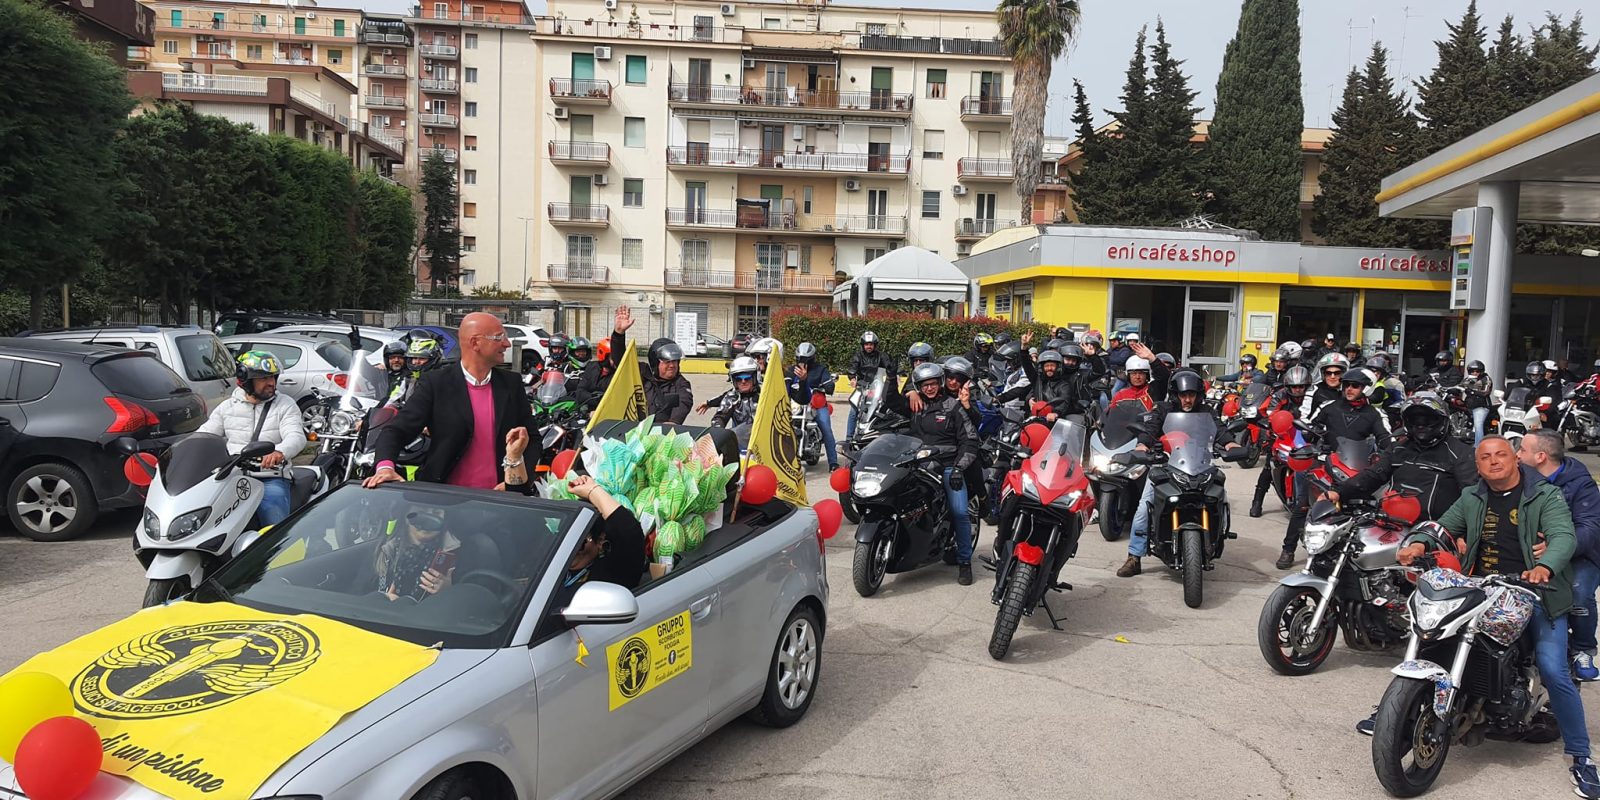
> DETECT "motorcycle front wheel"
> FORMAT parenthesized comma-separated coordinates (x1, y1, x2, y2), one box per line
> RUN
(143, 577, 190, 608)
(840, 491, 860, 523)
(989, 561, 1036, 660)
(851, 531, 892, 597)
(1097, 488, 1122, 541)
(1182, 527, 1205, 609)
(1372, 677, 1451, 797)
(1257, 584, 1337, 675)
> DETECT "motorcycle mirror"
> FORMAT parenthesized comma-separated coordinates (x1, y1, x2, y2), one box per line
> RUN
(242, 440, 276, 459)
(231, 530, 263, 558)
(111, 436, 140, 456)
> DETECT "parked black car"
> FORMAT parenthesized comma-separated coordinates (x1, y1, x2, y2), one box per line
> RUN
(214, 310, 341, 337)
(0, 339, 206, 541)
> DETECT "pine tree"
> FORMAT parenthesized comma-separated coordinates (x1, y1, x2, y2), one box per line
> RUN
(1074, 26, 1151, 226)
(1483, 15, 1533, 123)
(1066, 79, 1097, 221)
(1414, 0, 1490, 155)
(1144, 20, 1203, 224)
(1312, 45, 1432, 249)
(1204, 0, 1304, 241)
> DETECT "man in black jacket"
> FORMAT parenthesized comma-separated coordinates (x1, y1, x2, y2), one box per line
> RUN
(644, 338, 693, 425)
(365, 313, 537, 492)
(1431, 352, 1463, 387)
(846, 331, 896, 439)
(1006, 335, 1094, 419)
(574, 307, 632, 409)
(1327, 394, 1476, 521)
(1278, 370, 1394, 567)
(900, 361, 980, 585)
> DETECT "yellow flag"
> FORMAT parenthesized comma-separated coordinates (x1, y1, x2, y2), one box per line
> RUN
(745, 342, 808, 506)
(2, 602, 437, 800)
(586, 339, 647, 432)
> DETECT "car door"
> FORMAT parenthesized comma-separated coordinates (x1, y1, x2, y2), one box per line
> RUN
(530, 545, 722, 799)
(255, 342, 308, 402)
(0, 357, 22, 470)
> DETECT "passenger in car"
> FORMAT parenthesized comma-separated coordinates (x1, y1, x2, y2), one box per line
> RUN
(556, 475, 648, 606)
(375, 509, 458, 602)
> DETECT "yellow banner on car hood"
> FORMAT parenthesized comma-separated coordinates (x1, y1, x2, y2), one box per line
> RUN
(3, 602, 437, 800)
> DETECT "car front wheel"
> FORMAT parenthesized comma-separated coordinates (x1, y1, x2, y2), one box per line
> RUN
(411, 770, 481, 800)
(747, 604, 822, 728)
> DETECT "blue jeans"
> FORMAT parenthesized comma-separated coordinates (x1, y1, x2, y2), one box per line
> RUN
(1572, 558, 1600, 655)
(814, 404, 839, 467)
(846, 403, 860, 440)
(1472, 406, 1490, 445)
(1128, 474, 1158, 557)
(252, 477, 291, 529)
(943, 467, 973, 565)
(1533, 603, 1592, 758)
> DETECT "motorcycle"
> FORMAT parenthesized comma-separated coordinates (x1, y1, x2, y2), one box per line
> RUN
(1491, 385, 1541, 448)
(1226, 382, 1272, 469)
(1557, 380, 1600, 451)
(840, 368, 908, 523)
(1267, 410, 1305, 513)
(1436, 385, 1475, 443)
(118, 433, 332, 607)
(792, 372, 836, 469)
(302, 358, 381, 483)
(1370, 560, 1559, 796)
(1087, 399, 1148, 541)
(988, 417, 1093, 659)
(849, 436, 972, 597)
(531, 371, 587, 472)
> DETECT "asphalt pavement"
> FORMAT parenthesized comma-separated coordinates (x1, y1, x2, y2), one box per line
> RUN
(4, 372, 1599, 799)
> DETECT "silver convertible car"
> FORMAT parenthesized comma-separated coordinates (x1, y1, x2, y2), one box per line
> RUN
(0, 481, 828, 800)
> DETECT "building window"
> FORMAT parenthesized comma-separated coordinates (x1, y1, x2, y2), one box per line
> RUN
(624, 117, 645, 148)
(372, 114, 389, 127)
(865, 247, 886, 262)
(762, 17, 781, 29)
(464, 169, 477, 185)
(210, 12, 223, 28)
(864, 22, 886, 35)
(738, 305, 772, 337)
(462, 67, 477, 83)
(433, 2, 448, 19)
(162, 39, 177, 53)
(464, 135, 477, 151)
(623, 178, 644, 207)
(327, 48, 342, 64)
(922, 190, 940, 218)
(926, 68, 946, 98)
(464, 32, 477, 48)
(923, 129, 944, 160)
(994, 292, 1012, 314)
(246, 44, 262, 59)
(465, 102, 478, 117)
(755, 243, 783, 289)
(333, 19, 345, 36)
(681, 239, 709, 271)
(461, 270, 476, 286)
(798, 244, 812, 274)
(169, 10, 181, 27)
(294, 16, 306, 35)
(463, 236, 477, 252)
(622, 238, 643, 269)
(463, 202, 477, 217)
(625, 55, 646, 85)
(802, 186, 812, 214)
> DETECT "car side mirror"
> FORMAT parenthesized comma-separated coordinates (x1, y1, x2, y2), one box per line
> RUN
(242, 440, 276, 459)
(560, 582, 639, 626)
(111, 436, 140, 456)
(231, 529, 264, 558)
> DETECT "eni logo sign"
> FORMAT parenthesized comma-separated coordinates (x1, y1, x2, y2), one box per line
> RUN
(1359, 252, 1451, 273)
(1105, 243, 1239, 267)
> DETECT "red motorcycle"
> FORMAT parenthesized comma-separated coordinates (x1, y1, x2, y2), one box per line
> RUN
(987, 417, 1094, 659)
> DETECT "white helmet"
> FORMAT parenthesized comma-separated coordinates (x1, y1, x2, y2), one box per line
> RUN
(748, 337, 778, 358)
(1542, 360, 1559, 372)
(728, 356, 760, 380)
(1278, 341, 1303, 360)
(1125, 356, 1151, 372)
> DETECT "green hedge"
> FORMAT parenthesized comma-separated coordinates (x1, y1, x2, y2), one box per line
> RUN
(773, 310, 1050, 373)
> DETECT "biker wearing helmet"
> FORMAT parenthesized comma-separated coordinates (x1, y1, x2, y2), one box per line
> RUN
(1247, 366, 1315, 517)
(1304, 352, 1348, 419)
(713, 356, 762, 429)
(1005, 332, 1094, 419)
(379, 340, 410, 404)
(1327, 392, 1476, 522)
(547, 334, 571, 369)
(1462, 360, 1493, 444)
(1218, 353, 1264, 383)
(1342, 342, 1365, 369)
(747, 337, 778, 373)
(1110, 339, 1171, 411)
(788, 341, 839, 470)
(1433, 351, 1463, 387)
(565, 337, 593, 379)
(575, 308, 633, 411)
(901, 360, 980, 585)
(1278, 368, 1395, 568)
(644, 337, 693, 425)
(406, 337, 444, 379)
(1117, 371, 1244, 577)
(847, 330, 897, 439)
(966, 333, 996, 370)
(900, 341, 938, 401)
(197, 350, 307, 528)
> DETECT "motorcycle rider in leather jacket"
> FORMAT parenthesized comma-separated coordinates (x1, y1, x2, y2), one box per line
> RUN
(847, 330, 897, 439)
(1249, 365, 1314, 517)
(712, 356, 761, 430)
(1278, 369, 1394, 568)
(1327, 394, 1476, 521)
(788, 342, 839, 470)
(891, 361, 981, 585)
(1462, 360, 1493, 444)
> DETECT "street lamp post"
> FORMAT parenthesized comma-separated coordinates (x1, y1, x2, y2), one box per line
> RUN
(516, 216, 533, 301)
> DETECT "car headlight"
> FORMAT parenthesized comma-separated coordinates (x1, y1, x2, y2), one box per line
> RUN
(142, 508, 160, 539)
(168, 508, 211, 541)
(1302, 522, 1340, 555)
(1412, 596, 1465, 631)
(853, 472, 886, 498)
(328, 410, 358, 436)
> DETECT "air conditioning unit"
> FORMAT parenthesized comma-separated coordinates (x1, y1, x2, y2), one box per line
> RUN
(742, 57, 755, 69)
(424, 127, 435, 135)
(593, 173, 609, 186)
(383, 48, 393, 55)
(956, 242, 972, 256)
(720, 3, 736, 14)
(844, 179, 861, 191)
(792, 125, 805, 140)
(604, 0, 618, 8)
(740, 119, 759, 128)
(593, 46, 612, 60)
(553, 107, 570, 120)
(306, 11, 316, 18)
(951, 184, 968, 196)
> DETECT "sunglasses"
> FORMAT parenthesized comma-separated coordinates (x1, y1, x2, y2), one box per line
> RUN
(733, 373, 756, 382)
(1323, 368, 1344, 375)
(407, 511, 444, 533)
(477, 333, 508, 343)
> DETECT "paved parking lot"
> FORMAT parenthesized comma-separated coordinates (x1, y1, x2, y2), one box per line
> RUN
(4, 374, 1598, 799)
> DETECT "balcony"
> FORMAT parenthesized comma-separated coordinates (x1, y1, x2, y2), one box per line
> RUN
(666, 83, 912, 116)
(665, 208, 907, 237)
(363, 63, 407, 76)
(361, 30, 412, 46)
(954, 218, 1014, 241)
(549, 78, 613, 106)
(368, 128, 406, 155)
(363, 95, 406, 109)
(419, 43, 458, 59)
(956, 157, 1015, 182)
(547, 264, 609, 285)
(531, 16, 734, 43)
(547, 202, 610, 227)
(421, 78, 459, 94)
(666, 146, 909, 177)
(960, 95, 1012, 121)
(547, 140, 611, 165)
(666, 270, 835, 294)
(419, 112, 458, 128)
(273, 56, 315, 66)
(855, 34, 1006, 57)
(161, 72, 268, 96)
(422, 147, 458, 163)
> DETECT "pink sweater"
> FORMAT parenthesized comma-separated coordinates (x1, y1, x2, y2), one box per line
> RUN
(448, 381, 499, 489)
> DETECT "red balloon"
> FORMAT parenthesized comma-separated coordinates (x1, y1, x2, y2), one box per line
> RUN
(809, 392, 827, 410)
(1019, 422, 1051, 453)
(741, 464, 777, 505)
(829, 466, 852, 493)
(123, 453, 158, 488)
(551, 449, 579, 479)
(14, 716, 102, 800)
(1269, 410, 1295, 437)
(813, 499, 843, 539)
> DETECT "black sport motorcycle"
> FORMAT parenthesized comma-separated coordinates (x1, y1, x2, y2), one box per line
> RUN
(840, 368, 908, 524)
(849, 436, 973, 597)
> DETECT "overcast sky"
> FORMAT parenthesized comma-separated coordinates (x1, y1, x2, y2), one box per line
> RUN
(353, 0, 1595, 132)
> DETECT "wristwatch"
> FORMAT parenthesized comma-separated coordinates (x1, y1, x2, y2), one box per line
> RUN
(501, 456, 525, 469)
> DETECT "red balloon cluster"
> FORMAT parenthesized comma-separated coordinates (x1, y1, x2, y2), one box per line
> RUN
(123, 452, 158, 488)
(812, 499, 842, 539)
(829, 466, 851, 493)
(15, 717, 103, 800)
(551, 449, 579, 479)
(740, 465, 777, 505)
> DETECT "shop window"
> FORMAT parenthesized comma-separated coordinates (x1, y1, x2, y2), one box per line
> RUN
(1279, 288, 1355, 345)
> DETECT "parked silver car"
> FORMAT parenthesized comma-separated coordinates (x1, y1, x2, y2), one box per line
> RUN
(220, 334, 364, 411)
(24, 325, 235, 412)
(0, 481, 827, 799)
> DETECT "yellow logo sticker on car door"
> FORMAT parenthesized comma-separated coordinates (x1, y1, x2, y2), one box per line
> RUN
(606, 611, 692, 711)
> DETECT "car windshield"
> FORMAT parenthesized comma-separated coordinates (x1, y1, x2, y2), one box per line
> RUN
(177, 334, 234, 382)
(196, 484, 581, 648)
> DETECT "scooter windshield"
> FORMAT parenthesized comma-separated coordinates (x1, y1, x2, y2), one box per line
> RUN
(1241, 382, 1271, 408)
(1161, 412, 1217, 477)
(158, 433, 233, 495)
(1100, 400, 1146, 449)
(1029, 417, 1088, 492)
(860, 368, 887, 425)
(536, 371, 569, 405)
(1506, 386, 1531, 409)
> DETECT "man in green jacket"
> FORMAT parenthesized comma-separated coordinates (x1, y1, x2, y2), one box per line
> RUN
(1390, 436, 1598, 796)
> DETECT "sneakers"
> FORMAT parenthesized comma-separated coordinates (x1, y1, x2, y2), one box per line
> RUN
(1249, 501, 1264, 518)
(1573, 756, 1600, 799)
(1275, 549, 1297, 570)
(1355, 707, 1377, 736)
(1088, 508, 1100, 525)
(957, 564, 973, 585)
(828, 463, 840, 472)
(1575, 652, 1600, 682)
(1116, 556, 1142, 578)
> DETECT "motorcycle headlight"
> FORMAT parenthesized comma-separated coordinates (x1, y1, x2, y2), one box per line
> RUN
(168, 508, 211, 541)
(1302, 522, 1340, 555)
(142, 508, 160, 539)
(542, 425, 563, 449)
(1411, 596, 1465, 631)
(1091, 453, 1125, 475)
(354, 451, 375, 467)
(328, 410, 358, 436)
(853, 472, 886, 498)
(1243, 405, 1258, 418)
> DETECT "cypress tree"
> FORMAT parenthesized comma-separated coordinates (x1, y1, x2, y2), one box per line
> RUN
(1414, 0, 1490, 155)
(1074, 26, 1152, 226)
(1066, 79, 1098, 221)
(1204, 0, 1304, 241)
(1144, 20, 1202, 224)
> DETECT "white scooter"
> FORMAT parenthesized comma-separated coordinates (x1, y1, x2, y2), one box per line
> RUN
(117, 434, 331, 607)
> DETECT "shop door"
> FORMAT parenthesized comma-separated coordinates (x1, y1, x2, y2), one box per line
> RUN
(1184, 304, 1235, 380)
(1401, 314, 1464, 377)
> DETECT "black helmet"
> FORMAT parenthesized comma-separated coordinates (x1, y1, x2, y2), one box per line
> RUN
(648, 339, 684, 372)
(1365, 354, 1390, 375)
(1466, 360, 1485, 374)
(1171, 371, 1204, 396)
(1300, 339, 1318, 353)
(1239, 353, 1258, 368)
(1341, 369, 1373, 388)
(570, 336, 592, 363)
(548, 334, 570, 359)
(997, 341, 1022, 362)
(1045, 338, 1068, 352)
(908, 341, 935, 363)
(795, 341, 818, 365)
(1343, 342, 1361, 355)
(1038, 349, 1065, 369)
(1155, 352, 1176, 368)
(943, 356, 974, 382)
(1402, 393, 1448, 445)
(383, 339, 408, 358)
(1059, 343, 1084, 365)
(911, 361, 944, 387)
(860, 331, 879, 346)
(993, 332, 1014, 346)
(1080, 331, 1103, 348)
(1434, 351, 1452, 365)
(1284, 366, 1313, 388)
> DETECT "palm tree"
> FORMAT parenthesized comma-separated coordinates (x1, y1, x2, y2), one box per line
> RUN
(998, 0, 1081, 225)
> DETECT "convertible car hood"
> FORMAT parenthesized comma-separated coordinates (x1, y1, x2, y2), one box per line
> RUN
(0, 650, 492, 800)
